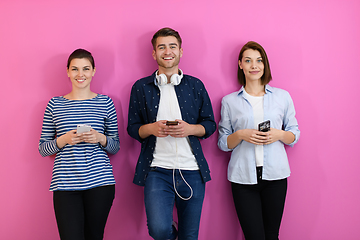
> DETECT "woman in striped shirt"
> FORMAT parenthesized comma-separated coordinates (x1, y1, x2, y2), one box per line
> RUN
(39, 49, 120, 240)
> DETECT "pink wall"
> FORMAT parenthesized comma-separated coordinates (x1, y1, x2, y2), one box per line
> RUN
(1, 0, 359, 239)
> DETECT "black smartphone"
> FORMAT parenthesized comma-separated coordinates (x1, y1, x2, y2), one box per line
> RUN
(166, 121, 179, 126)
(258, 120, 270, 132)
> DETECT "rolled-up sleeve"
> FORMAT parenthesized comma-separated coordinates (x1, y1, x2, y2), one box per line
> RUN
(218, 97, 234, 152)
(283, 92, 300, 147)
(102, 98, 120, 154)
(197, 81, 216, 139)
(127, 82, 145, 143)
(39, 99, 60, 157)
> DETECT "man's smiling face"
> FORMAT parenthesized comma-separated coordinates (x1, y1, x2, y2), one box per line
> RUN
(152, 36, 183, 73)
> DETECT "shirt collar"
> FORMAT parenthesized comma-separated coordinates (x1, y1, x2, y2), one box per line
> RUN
(265, 85, 273, 93)
(144, 71, 157, 85)
(238, 84, 273, 95)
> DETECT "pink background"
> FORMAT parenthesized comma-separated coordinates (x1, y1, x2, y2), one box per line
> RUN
(1, 0, 359, 239)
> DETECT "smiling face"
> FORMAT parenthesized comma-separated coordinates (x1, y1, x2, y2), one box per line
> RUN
(152, 36, 183, 74)
(67, 58, 96, 90)
(239, 49, 264, 84)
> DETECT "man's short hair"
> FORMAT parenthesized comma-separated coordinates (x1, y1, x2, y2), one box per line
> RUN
(151, 27, 182, 50)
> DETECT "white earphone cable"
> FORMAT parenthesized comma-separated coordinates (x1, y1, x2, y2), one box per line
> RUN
(162, 77, 192, 201)
(173, 138, 193, 201)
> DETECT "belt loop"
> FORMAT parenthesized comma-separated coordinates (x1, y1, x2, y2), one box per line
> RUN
(256, 167, 263, 180)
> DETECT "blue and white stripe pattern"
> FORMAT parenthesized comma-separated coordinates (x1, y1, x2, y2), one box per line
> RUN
(39, 94, 120, 191)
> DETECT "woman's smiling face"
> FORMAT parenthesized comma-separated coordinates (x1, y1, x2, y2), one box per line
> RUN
(67, 58, 96, 90)
(239, 49, 264, 83)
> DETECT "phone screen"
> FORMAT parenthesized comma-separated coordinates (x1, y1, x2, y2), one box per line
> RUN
(77, 124, 91, 134)
(258, 120, 270, 132)
(166, 121, 179, 126)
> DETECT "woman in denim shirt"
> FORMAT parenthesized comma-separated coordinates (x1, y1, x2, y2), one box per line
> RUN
(218, 41, 300, 240)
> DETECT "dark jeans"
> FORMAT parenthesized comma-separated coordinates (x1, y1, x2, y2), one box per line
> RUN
(144, 167, 205, 240)
(53, 185, 115, 240)
(231, 168, 287, 240)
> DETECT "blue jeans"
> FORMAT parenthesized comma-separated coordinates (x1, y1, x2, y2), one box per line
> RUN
(144, 167, 205, 240)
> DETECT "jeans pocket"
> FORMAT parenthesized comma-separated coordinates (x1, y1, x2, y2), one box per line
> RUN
(149, 166, 158, 172)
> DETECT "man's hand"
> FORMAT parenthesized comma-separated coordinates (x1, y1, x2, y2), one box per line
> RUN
(139, 120, 169, 139)
(167, 119, 205, 138)
(139, 119, 206, 139)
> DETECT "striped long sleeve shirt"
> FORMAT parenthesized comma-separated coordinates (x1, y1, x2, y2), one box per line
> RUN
(39, 94, 120, 191)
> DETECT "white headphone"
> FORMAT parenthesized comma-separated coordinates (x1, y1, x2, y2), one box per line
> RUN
(156, 69, 183, 86)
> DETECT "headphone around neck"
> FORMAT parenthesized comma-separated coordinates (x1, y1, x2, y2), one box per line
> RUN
(156, 69, 183, 86)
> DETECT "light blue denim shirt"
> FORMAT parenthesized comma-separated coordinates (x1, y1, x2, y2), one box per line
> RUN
(218, 85, 300, 184)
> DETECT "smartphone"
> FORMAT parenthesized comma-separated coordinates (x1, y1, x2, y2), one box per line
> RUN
(258, 120, 270, 132)
(166, 121, 179, 126)
(77, 124, 91, 134)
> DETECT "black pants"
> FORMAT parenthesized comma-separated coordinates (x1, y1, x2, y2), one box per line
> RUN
(53, 185, 115, 240)
(231, 168, 287, 240)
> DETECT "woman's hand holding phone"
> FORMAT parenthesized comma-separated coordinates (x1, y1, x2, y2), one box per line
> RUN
(80, 129, 107, 147)
(56, 130, 83, 148)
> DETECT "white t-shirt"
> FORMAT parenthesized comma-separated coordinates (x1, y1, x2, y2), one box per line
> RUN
(151, 84, 199, 170)
(243, 89, 264, 167)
